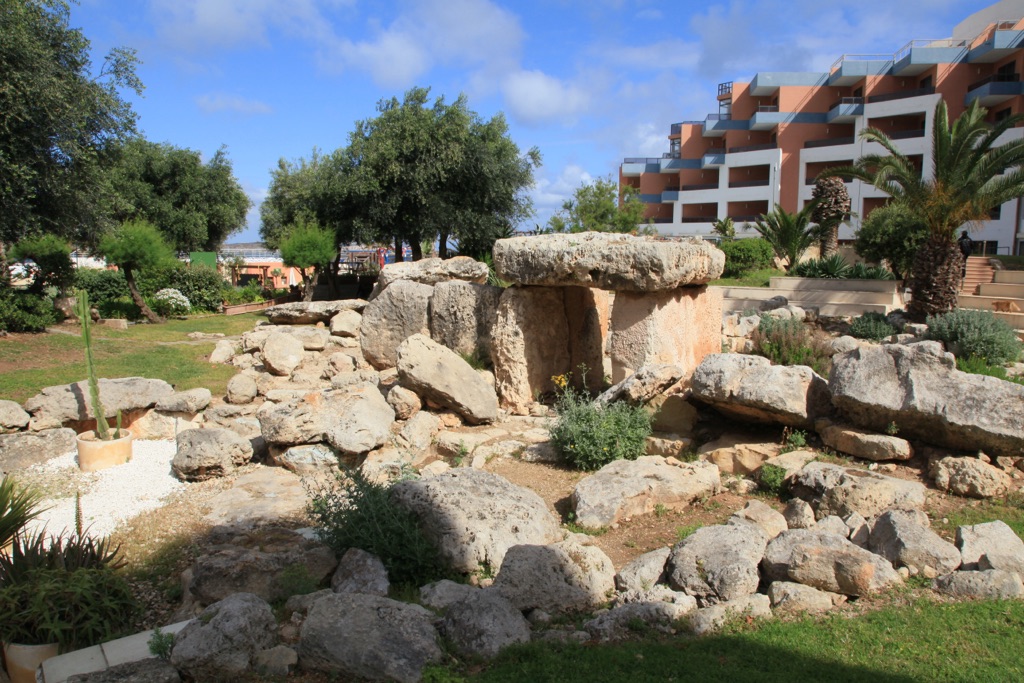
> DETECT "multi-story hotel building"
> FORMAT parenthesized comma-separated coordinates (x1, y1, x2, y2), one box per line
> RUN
(621, 0, 1024, 256)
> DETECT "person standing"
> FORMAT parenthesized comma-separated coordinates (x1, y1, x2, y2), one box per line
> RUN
(958, 230, 974, 281)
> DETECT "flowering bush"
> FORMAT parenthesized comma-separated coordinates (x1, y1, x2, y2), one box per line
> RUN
(151, 288, 190, 317)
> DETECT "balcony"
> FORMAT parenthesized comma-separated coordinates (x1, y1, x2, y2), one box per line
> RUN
(749, 72, 829, 96)
(728, 179, 770, 188)
(828, 97, 864, 123)
(703, 113, 749, 136)
(966, 73, 1024, 106)
(886, 129, 925, 140)
(680, 183, 718, 191)
(892, 38, 967, 76)
(867, 85, 935, 103)
(727, 142, 778, 154)
(718, 81, 733, 97)
(829, 54, 892, 86)
(804, 136, 856, 149)
(680, 216, 717, 223)
(969, 21, 1024, 63)
(702, 149, 726, 168)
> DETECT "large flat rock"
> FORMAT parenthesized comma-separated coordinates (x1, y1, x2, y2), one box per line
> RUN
(493, 232, 724, 291)
(24, 377, 174, 430)
(264, 300, 366, 325)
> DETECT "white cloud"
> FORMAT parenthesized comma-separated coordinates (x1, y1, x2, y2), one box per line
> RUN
(501, 70, 591, 125)
(531, 163, 595, 226)
(196, 94, 273, 115)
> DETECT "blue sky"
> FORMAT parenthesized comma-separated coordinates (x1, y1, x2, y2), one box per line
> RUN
(72, 0, 995, 243)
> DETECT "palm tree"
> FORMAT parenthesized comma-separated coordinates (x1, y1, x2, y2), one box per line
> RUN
(832, 99, 1024, 320)
(744, 202, 823, 272)
(811, 176, 851, 257)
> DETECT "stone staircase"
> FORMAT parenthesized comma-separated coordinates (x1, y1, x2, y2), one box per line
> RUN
(957, 263, 1024, 341)
(959, 256, 996, 295)
(715, 277, 905, 317)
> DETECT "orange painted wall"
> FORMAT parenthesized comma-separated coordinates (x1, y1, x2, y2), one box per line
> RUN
(777, 122, 832, 211)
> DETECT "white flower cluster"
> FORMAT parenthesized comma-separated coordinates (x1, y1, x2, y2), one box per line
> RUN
(153, 288, 191, 316)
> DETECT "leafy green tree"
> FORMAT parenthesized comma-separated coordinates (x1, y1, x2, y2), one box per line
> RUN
(854, 203, 928, 280)
(832, 99, 1024, 319)
(810, 176, 851, 257)
(712, 217, 736, 240)
(279, 219, 335, 301)
(108, 139, 250, 253)
(546, 177, 650, 234)
(10, 234, 73, 294)
(97, 220, 175, 323)
(0, 0, 142, 272)
(743, 202, 823, 272)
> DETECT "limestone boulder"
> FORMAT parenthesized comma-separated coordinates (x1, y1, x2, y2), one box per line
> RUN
(0, 428, 76, 473)
(816, 420, 913, 461)
(155, 388, 212, 414)
(396, 334, 498, 424)
(686, 594, 771, 635)
(259, 386, 394, 455)
(690, 354, 832, 429)
(829, 341, 1024, 457)
(171, 593, 278, 680)
(933, 456, 1013, 499)
(286, 326, 331, 351)
(933, 570, 1024, 599)
(209, 339, 239, 364)
(783, 498, 817, 530)
(761, 449, 818, 481)
(261, 333, 305, 376)
(789, 462, 927, 518)
(596, 364, 683, 406)
(438, 591, 531, 660)
(268, 443, 341, 475)
(329, 309, 362, 337)
(387, 386, 421, 420)
(65, 659, 181, 683)
(584, 599, 697, 642)
(614, 547, 671, 592)
(226, 373, 259, 404)
(359, 280, 433, 369)
(571, 457, 720, 529)
(868, 510, 961, 575)
(299, 593, 442, 683)
(957, 520, 1024, 571)
(371, 256, 488, 299)
(173, 428, 255, 481)
(493, 232, 724, 290)
(786, 543, 901, 596)
(188, 530, 337, 606)
(767, 581, 837, 614)
(24, 377, 174, 430)
(492, 540, 616, 614)
(698, 434, 781, 476)
(0, 400, 30, 433)
(418, 580, 480, 611)
(607, 287, 722, 384)
(762, 528, 858, 582)
(731, 499, 787, 539)
(331, 548, 389, 596)
(667, 523, 769, 603)
(429, 280, 501, 359)
(395, 410, 442, 452)
(390, 469, 562, 574)
(264, 300, 366, 325)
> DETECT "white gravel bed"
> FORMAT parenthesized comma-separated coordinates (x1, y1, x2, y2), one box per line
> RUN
(25, 439, 185, 538)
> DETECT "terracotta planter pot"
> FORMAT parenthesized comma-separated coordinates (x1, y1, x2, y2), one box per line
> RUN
(76, 431, 133, 472)
(3, 642, 59, 683)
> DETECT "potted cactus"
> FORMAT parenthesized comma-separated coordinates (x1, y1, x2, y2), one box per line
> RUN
(72, 290, 132, 472)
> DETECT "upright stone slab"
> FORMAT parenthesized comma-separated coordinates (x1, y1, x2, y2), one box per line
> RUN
(359, 280, 433, 370)
(564, 287, 608, 394)
(493, 232, 724, 291)
(608, 287, 723, 383)
(492, 287, 569, 413)
(429, 281, 501, 359)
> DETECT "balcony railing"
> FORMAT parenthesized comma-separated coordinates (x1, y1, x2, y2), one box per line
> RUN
(867, 85, 935, 103)
(728, 179, 770, 188)
(670, 122, 682, 135)
(727, 142, 777, 154)
(728, 215, 761, 222)
(680, 216, 717, 223)
(968, 72, 1021, 92)
(706, 113, 732, 121)
(830, 53, 892, 72)
(651, 217, 674, 224)
(893, 38, 967, 62)
(756, 105, 780, 113)
(680, 183, 718, 191)
(718, 81, 733, 97)
(804, 136, 856, 148)
(805, 175, 853, 185)
(832, 96, 864, 107)
(704, 148, 726, 156)
(623, 157, 663, 164)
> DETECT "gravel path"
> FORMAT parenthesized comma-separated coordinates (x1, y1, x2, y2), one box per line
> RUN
(24, 439, 185, 538)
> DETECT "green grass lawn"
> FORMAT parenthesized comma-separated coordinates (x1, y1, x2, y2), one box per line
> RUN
(0, 313, 262, 403)
(710, 268, 786, 288)
(429, 598, 1024, 682)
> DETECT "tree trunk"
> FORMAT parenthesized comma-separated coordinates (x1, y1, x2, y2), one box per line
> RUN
(821, 223, 839, 258)
(123, 267, 164, 324)
(393, 237, 404, 263)
(908, 234, 961, 322)
(438, 229, 449, 259)
(0, 242, 10, 289)
(411, 239, 423, 261)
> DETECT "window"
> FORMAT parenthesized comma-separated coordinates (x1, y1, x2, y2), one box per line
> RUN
(995, 107, 1013, 122)
(919, 75, 933, 90)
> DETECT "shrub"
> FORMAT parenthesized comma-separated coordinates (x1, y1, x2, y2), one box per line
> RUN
(136, 264, 224, 312)
(306, 469, 445, 585)
(780, 428, 807, 453)
(72, 268, 129, 306)
(718, 238, 775, 278)
(151, 288, 191, 317)
(849, 311, 897, 341)
(749, 316, 832, 376)
(792, 253, 852, 279)
(758, 464, 788, 497)
(0, 528, 125, 587)
(549, 386, 652, 472)
(223, 281, 267, 305)
(0, 290, 57, 332)
(956, 356, 1024, 385)
(10, 234, 74, 293)
(926, 309, 1023, 365)
(854, 202, 927, 280)
(848, 262, 895, 280)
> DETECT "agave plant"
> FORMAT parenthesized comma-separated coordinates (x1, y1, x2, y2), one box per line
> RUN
(0, 527, 125, 587)
(0, 476, 45, 551)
